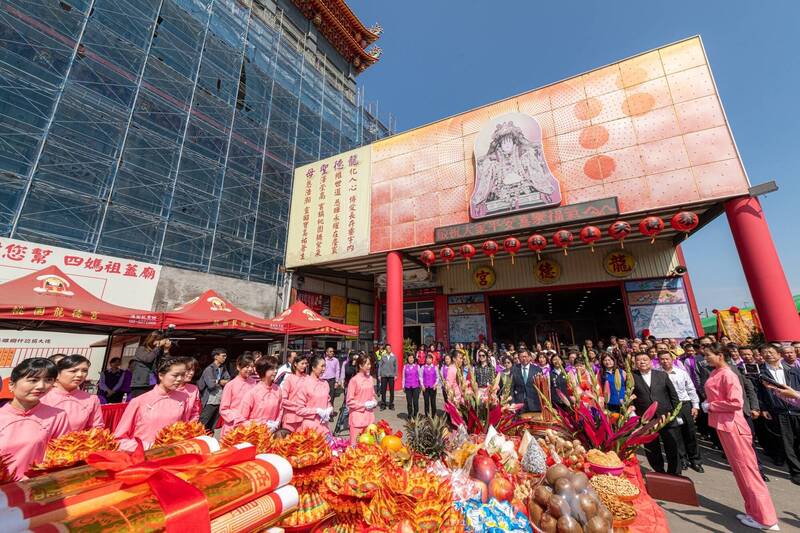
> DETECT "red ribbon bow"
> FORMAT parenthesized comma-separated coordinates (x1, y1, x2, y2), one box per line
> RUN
(86, 441, 256, 533)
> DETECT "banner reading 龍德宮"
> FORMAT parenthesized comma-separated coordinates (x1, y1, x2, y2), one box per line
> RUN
(285, 146, 371, 268)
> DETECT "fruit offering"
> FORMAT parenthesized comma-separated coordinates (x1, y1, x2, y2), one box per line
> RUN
(537, 429, 587, 468)
(153, 421, 206, 446)
(526, 464, 613, 533)
(280, 490, 330, 528)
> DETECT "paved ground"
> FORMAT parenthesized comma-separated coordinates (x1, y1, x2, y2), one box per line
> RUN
(326, 390, 799, 533)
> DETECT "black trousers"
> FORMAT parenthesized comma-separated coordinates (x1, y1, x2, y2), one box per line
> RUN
(103, 391, 125, 404)
(129, 386, 152, 399)
(777, 412, 800, 480)
(644, 425, 681, 475)
(423, 387, 437, 416)
(676, 403, 702, 462)
(405, 387, 420, 418)
(380, 377, 395, 407)
(200, 403, 221, 432)
(326, 378, 337, 409)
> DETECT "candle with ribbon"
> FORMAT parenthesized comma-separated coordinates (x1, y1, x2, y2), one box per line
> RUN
(670, 211, 699, 239)
(527, 234, 547, 260)
(552, 229, 574, 255)
(578, 225, 602, 252)
(638, 216, 664, 244)
(459, 243, 476, 270)
(608, 220, 632, 248)
(481, 240, 499, 266)
(502, 237, 521, 264)
(439, 247, 455, 270)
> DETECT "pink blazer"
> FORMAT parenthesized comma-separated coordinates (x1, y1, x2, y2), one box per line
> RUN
(346, 373, 376, 428)
(113, 387, 193, 451)
(40, 387, 104, 432)
(0, 402, 70, 479)
(295, 375, 331, 436)
(240, 381, 283, 425)
(180, 383, 201, 421)
(280, 374, 306, 428)
(219, 376, 258, 437)
(704, 367, 751, 435)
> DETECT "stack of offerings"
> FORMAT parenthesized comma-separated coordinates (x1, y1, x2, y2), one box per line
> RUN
(0, 436, 299, 533)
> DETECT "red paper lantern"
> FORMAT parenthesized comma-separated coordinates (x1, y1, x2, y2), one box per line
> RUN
(460, 243, 476, 270)
(527, 234, 547, 260)
(608, 220, 632, 248)
(670, 211, 699, 238)
(638, 216, 664, 244)
(482, 240, 499, 266)
(552, 229, 574, 255)
(578, 225, 602, 252)
(440, 247, 456, 270)
(502, 237, 521, 264)
(420, 250, 436, 272)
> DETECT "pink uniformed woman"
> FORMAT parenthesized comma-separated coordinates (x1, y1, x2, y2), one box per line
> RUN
(177, 357, 201, 421)
(40, 354, 103, 432)
(294, 355, 332, 436)
(240, 356, 282, 431)
(0, 358, 70, 479)
(219, 353, 258, 437)
(702, 344, 779, 531)
(280, 356, 309, 432)
(445, 351, 464, 404)
(114, 357, 193, 451)
(346, 354, 377, 445)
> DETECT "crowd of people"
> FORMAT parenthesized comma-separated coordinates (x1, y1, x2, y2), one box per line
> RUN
(0, 330, 798, 529)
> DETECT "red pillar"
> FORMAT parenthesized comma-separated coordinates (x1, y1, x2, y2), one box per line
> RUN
(386, 251, 404, 389)
(725, 196, 800, 341)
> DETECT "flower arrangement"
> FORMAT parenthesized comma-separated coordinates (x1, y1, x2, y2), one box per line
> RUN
(442, 364, 526, 435)
(537, 358, 681, 460)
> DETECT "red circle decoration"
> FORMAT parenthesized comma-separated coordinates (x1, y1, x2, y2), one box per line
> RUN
(608, 220, 632, 248)
(638, 216, 664, 244)
(460, 243, 476, 270)
(553, 229, 574, 255)
(482, 240, 499, 265)
(420, 250, 436, 270)
(502, 237, 521, 264)
(670, 211, 699, 237)
(578, 225, 602, 252)
(440, 247, 455, 270)
(527, 234, 547, 259)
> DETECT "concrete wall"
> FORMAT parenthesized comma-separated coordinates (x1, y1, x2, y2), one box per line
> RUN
(153, 266, 281, 318)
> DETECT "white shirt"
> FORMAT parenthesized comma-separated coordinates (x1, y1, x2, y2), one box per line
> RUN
(664, 366, 699, 409)
(640, 371, 652, 387)
(768, 364, 786, 386)
(276, 363, 292, 387)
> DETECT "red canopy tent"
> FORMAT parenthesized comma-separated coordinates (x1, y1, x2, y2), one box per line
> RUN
(271, 300, 358, 336)
(163, 290, 286, 334)
(0, 266, 161, 332)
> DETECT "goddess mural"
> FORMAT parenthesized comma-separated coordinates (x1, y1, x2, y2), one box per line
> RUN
(470, 113, 561, 219)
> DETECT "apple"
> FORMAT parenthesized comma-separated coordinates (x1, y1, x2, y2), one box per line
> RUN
(511, 498, 528, 518)
(472, 478, 488, 503)
(471, 453, 497, 484)
(358, 432, 375, 445)
(489, 476, 514, 502)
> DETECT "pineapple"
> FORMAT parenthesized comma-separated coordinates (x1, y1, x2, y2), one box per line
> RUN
(403, 415, 449, 460)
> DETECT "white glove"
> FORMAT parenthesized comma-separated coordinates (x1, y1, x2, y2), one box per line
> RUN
(266, 420, 280, 432)
(364, 400, 377, 410)
(316, 408, 328, 421)
(325, 406, 334, 419)
(701, 401, 709, 413)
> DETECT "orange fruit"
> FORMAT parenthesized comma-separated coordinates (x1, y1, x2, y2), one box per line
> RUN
(381, 435, 403, 453)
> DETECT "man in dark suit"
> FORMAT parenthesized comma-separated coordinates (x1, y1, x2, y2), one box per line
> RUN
(759, 345, 800, 485)
(631, 352, 682, 475)
(511, 350, 542, 412)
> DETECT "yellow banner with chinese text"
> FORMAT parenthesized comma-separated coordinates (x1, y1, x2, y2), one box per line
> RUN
(285, 146, 372, 268)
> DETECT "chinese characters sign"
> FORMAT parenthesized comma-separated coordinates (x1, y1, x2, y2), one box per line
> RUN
(472, 265, 496, 290)
(286, 146, 371, 268)
(534, 259, 562, 284)
(603, 250, 636, 278)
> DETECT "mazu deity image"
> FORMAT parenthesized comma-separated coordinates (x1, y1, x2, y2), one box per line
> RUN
(470, 112, 561, 219)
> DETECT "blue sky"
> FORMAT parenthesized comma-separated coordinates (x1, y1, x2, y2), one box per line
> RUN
(349, 0, 800, 314)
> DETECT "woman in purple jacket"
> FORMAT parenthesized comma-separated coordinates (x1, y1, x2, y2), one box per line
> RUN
(402, 354, 422, 418)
